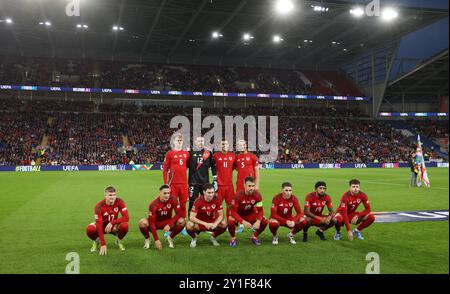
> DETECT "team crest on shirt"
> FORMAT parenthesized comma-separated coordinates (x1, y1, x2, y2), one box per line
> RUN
(289, 203, 293, 207)
(246, 157, 250, 161)
(174, 155, 178, 159)
(212, 205, 216, 209)
(103, 212, 109, 216)
(357, 199, 361, 204)
(114, 207, 119, 212)
(229, 157, 233, 160)
(251, 200, 255, 204)
(322, 201, 326, 205)
(167, 204, 172, 209)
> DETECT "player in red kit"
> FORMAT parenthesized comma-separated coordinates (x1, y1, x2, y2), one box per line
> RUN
(302, 181, 337, 242)
(138, 185, 185, 250)
(163, 133, 190, 219)
(186, 183, 228, 247)
(235, 140, 259, 194)
(334, 179, 375, 241)
(86, 186, 129, 256)
(213, 139, 236, 209)
(228, 177, 268, 247)
(269, 182, 308, 245)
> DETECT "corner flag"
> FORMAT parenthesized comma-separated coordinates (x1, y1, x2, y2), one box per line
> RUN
(415, 135, 431, 188)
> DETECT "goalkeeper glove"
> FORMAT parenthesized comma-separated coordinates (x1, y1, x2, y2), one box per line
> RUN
(213, 176, 218, 191)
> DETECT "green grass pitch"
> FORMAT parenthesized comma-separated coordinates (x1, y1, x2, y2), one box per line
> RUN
(0, 168, 448, 274)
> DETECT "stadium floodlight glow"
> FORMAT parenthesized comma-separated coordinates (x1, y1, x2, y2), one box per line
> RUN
(312, 5, 329, 12)
(39, 21, 52, 27)
(77, 24, 89, 29)
(350, 7, 365, 18)
(5, 18, 13, 24)
(112, 25, 124, 31)
(275, 0, 295, 15)
(243, 33, 254, 41)
(381, 8, 398, 22)
(212, 31, 223, 39)
(273, 35, 284, 43)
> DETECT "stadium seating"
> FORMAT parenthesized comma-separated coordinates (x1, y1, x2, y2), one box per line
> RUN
(1, 98, 444, 166)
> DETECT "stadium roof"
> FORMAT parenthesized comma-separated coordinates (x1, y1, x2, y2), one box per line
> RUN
(386, 49, 449, 100)
(0, 0, 448, 69)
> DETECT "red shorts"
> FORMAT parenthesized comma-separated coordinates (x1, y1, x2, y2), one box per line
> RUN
(235, 179, 245, 194)
(195, 219, 220, 232)
(170, 183, 189, 204)
(149, 218, 178, 230)
(217, 185, 235, 206)
(347, 212, 365, 223)
(233, 213, 261, 225)
(307, 214, 330, 226)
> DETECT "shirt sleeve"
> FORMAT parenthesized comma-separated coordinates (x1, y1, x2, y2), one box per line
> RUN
(360, 193, 372, 217)
(110, 199, 129, 225)
(293, 197, 303, 222)
(163, 151, 171, 184)
(271, 197, 287, 225)
(147, 203, 159, 241)
(94, 204, 106, 246)
(230, 195, 244, 224)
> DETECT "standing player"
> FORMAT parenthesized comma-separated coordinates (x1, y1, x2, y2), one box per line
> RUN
(302, 181, 336, 242)
(213, 139, 236, 210)
(269, 182, 308, 245)
(163, 133, 190, 219)
(86, 186, 129, 256)
(334, 179, 375, 241)
(228, 177, 268, 247)
(235, 140, 259, 193)
(186, 183, 228, 247)
(138, 185, 185, 250)
(188, 136, 217, 214)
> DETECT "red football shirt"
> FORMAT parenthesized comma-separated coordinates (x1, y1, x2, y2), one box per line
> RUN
(270, 193, 303, 224)
(191, 195, 223, 223)
(304, 192, 333, 217)
(213, 151, 236, 186)
(94, 198, 129, 245)
(235, 152, 258, 180)
(163, 150, 189, 184)
(231, 190, 264, 223)
(337, 191, 371, 215)
(148, 196, 181, 223)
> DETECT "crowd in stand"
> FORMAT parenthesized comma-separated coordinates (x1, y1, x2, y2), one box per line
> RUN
(0, 56, 363, 96)
(0, 99, 445, 166)
(406, 119, 449, 140)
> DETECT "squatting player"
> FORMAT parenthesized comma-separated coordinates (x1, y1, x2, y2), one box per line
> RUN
(235, 140, 259, 193)
(138, 185, 185, 250)
(228, 177, 268, 247)
(269, 182, 308, 245)
(334, 179, 375, 241)
(163, 133, 190, 218)
(186, 183, 228, 247)
(86, 186, 129, 256)
(303, 181, 337, 242)
(213, 139, 236, 210)
(188, 136, 217, 213)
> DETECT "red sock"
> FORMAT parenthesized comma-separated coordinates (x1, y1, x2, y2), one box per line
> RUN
(86, 224, 98, 241)
(269, 221, 279, 236)
(186, 227, 196, 239)
(139, 225, 150, 239)
(117, 223, 128, 240)
(170, 223, 184, 238)
(227, 220, 236, 238)
(212, 225, 227, 238)
(255, 219, 268, 237)
(292, 219, 307, 235)
(357, 214, 375, 231)
(180, 203, 187, 219)
(335, 215, 343, 231)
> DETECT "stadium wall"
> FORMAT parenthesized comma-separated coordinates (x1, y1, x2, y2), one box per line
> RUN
(0, 162, 448, 172)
